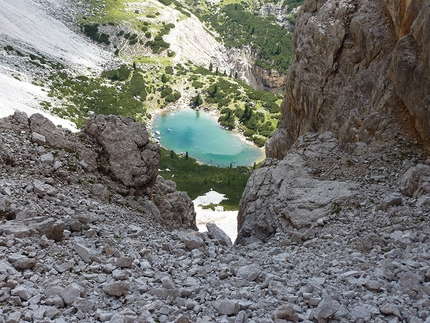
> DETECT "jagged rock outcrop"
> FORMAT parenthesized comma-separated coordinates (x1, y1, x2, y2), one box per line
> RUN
(237, 132, 357, 245)
(227, 46, 287, 93)
(152, 176, 197, 231)
(252, 65, 287, 93)
(267, 0, 430, 159)
(84, 114, 160, 192)
(246, 0, 430, 244)
(0, 111, 195, 231)
(390, 0, 430, 147)
(238, 127, 429, 245)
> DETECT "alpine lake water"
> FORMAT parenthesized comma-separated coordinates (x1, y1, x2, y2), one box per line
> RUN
(152, 107, 265, 167)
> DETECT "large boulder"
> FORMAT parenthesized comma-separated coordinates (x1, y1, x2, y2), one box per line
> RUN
(267, 0, 430, 159)
(151, 176, 197, 230)
(237, 132, 357, 245)
(399, 164, 430, 198)
(84, 115, 160, 191)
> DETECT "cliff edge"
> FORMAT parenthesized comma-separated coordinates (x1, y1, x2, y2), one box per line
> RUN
(267, 0, 430, 159)
(238, 0, 430, 245)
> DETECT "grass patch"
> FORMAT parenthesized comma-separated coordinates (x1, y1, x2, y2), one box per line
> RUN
(159, 148, 256, 210)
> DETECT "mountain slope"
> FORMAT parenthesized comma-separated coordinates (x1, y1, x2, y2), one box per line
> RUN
(0, 0, 112, 125)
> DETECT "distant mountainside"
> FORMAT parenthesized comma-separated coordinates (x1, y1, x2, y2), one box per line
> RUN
(0, 0, 301, 146)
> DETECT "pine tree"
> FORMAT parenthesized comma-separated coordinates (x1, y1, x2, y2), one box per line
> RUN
(161, 74, 169, 83)
(193, 93, 203, 106)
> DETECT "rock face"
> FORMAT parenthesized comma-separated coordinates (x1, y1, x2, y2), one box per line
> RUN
(84, 114, 160, 191)
(267, 0, 430, 159)
(238, 125, 429, 244)
(227, 46, 287, 93)
(243, 0, 430, 245)
(252, 65, 287, 93)
(390, 1, 430, 147)
(152, 176, 197, 230)
(237, 132, 357, 245)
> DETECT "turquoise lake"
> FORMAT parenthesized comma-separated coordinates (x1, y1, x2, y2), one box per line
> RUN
(152, 107, 265, 167)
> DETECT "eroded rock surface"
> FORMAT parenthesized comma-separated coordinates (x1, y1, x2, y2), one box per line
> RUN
(238, 130, 429, 245)
(0, 112, 195, 232)
(84, 114, 160, 190)
(152, 176, 197, 231)
(238, 132, 357, 245)
(267, 0, 430, 159)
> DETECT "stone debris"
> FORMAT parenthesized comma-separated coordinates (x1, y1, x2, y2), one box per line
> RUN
(0, 108, 430, 323)
(214, 300, 240, 316)
(102, 282, 130, 297)
(314, 295, 341, 321)
(206, 222, 233, 247)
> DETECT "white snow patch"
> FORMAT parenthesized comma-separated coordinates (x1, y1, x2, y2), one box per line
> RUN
(194, 191, 238, 243)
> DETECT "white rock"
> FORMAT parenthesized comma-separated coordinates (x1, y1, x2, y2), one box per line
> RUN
(103, 282, 129, 297)
(206, 222, 232, 247)
(40, 153, 54, 165)
(60, 283, 82, 305)
(314, 295, 340, 320)
(214, 300, 239, 316)
(74, 243, 94, 263)
(178, 232, 205, 250)
(31, 132, 46, 145)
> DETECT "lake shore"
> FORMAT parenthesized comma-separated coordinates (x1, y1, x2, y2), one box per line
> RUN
(147, 105, 266, 165)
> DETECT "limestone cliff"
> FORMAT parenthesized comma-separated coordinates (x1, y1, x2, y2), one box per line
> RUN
(237, 0, 430, 245)
(267, 0, 430, 159)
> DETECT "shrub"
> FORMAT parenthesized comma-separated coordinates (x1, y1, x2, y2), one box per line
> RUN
(192, 80, 203, 89)
(165, 91, 181, 102)
(191, 93, 203, 106)
(101, 65, 131, 81)
(82, 24, 110, 45)
(165, 66, 174, 75)
(160, 86, 173, 98)
(158, 0, 173, 5)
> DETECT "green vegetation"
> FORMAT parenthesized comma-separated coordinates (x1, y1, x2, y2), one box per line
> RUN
(46, 65, 150, 127)
(203, 4, 293, 73)
(159, 148, 256, 210)
(43, 61, 281, 146)
(81, 24, 110, 44)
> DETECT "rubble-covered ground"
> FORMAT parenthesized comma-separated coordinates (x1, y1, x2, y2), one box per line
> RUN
(1, 111, 430, 323)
